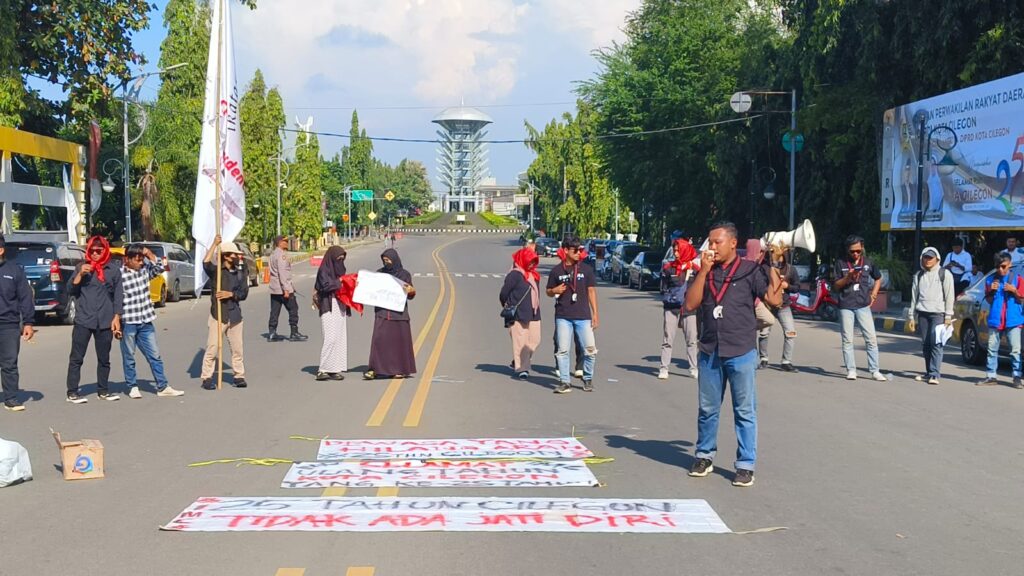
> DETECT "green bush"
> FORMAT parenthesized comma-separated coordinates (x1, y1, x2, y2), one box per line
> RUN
(480, 212, 521, 227)
(404, 211, 442, 225)
(869, 252, 912, 293)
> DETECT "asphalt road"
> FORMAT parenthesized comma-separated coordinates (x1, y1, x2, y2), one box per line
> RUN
(1, 234, 1022, 576)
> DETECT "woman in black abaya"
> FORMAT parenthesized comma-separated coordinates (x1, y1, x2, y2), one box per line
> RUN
(364, 248, 417, 379)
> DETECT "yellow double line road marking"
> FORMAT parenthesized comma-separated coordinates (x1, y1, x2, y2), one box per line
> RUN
(366, 237, 462, 427)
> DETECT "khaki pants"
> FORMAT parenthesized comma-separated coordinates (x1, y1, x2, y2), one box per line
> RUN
(661, 309, 698, 370)
(201, 317, 245, 379)
(510, 320, 541, 372)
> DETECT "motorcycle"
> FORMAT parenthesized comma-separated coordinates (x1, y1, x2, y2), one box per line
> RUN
(789, 265, 839, 321)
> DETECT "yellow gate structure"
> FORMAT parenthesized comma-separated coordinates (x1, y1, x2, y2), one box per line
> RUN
(0, 126, 87, 242)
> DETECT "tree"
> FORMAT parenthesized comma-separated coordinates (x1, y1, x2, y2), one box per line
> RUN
(239, 69, 283, 245)
(286, 130, 322, 244)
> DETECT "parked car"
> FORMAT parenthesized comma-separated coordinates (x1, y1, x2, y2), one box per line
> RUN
(955, 266, 1022, 365)
(236, 242, 261, 287)
(535, 237, 560, 258)
(627, 251, 664, 290)
(138, 242, 196, 302)
(4, 238, 85, 324)
(609, 243, 648, 284)
(584, 239, 608, 266)
(109, 247, 168, 307)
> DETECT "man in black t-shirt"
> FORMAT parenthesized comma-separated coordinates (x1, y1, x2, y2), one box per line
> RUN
(832, 234, 886, 381)
(545, 235, 599, 394)
(684, 222, 782, 488)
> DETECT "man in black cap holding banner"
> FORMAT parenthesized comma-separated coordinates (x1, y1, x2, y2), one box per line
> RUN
(684, 222, 783, 487)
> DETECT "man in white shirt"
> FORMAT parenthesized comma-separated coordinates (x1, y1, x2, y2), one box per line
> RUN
(1003, 237, 1024, 267)
(942, 238, 972, 294)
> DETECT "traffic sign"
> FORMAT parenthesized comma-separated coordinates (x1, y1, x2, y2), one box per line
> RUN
(367, 211, 377, 221)
(352, 189, 373, 201)
(729, 92, 752, 113)
(384, 190, 395, 202)
(782, 131, 804, 152)
(342, 214, 350, 222)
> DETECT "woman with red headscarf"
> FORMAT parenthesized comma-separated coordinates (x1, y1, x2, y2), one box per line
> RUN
(500, 248, 542, 379)
(659, 237, 700, 380)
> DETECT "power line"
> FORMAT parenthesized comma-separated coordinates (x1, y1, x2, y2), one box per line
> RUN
(276, 115, 761, 145)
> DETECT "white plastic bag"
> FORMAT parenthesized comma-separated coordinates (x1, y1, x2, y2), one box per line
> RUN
(0, 437, 33, 487)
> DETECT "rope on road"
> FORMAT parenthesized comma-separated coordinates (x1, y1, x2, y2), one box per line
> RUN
(187, 458, 295, 467)
(730, 526, 789, 535)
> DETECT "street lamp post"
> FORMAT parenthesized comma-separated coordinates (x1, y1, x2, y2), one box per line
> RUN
(913, 110, 959, 269)
(729, 89, 798, 229)
(121, 63, 186, 243)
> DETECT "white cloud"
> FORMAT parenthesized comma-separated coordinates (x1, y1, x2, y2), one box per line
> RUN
(538, 0, 638, 49)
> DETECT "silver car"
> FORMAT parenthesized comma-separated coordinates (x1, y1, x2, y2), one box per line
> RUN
(139, 242, 197, 301)
(954, 265, 1022, 365)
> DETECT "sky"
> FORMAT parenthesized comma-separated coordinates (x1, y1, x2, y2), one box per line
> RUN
(127, 0, 641, 189)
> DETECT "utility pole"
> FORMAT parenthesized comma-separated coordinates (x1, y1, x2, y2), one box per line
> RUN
(789, 88, 797, 230)
(614, 189, 619, 240)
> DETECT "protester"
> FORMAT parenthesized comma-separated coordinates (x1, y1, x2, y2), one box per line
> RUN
(313, 246, 350, 381)
(267, 235, 307, 342)
(66, 236, 123, 403)
(119, 244, 185, 398)
(364, 249, 417, 380)
(500, 248, 542, 379)
(683, 221, 782, 487)
(552, 245, 586, 381)
(833, 235, 887, 381)
(546, 234, 598, 394)
(756, 245, 801, 371)
(961, 263, 982, 287)
(907, 247, 955, 385)
(942, 238, 972, 294)
(659, 237, 699, 380)
(0, 234, 35, 412)
(977, 252, 1024, 388)
(200, 236, 250, 390)
(1004, 237, 1024, 267)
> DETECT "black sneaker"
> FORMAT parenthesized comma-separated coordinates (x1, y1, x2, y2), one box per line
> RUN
(688, 458, 713, 477)
(289, 331, 309, 342)
(4, 400, 25, 412)
(732, 469, 755, 487)
(1015, 376, 1023, 389)
(315, 371, 330, 381)
(582, 380, 594, 392)
(518, 371, 529, 380)
(98, 392, 120, 401)
(66, 392, 88, 404)
(780, 363, 797, 372)
(233, 378, 248, 388)
(976, 377, 999, 387)
(553, 382, 572, 394)
(201, 379, 216, 391)
(329, 372, 345, 381)
(267, 331, 285, 342)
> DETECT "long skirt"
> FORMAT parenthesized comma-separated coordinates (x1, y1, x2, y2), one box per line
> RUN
(368, 317, 417, 376)
(318, 307, 348, 373)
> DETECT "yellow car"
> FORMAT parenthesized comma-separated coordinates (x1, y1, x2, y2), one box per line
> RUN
(109, 247, 168, 307)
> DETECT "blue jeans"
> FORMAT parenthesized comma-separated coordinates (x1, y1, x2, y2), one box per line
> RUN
(986, 325, 1022, 378)
(839, 306, 880, 373)
(696, 348, 757, 471)
(555, 318, 596, 383)
(120, 322, 169, 391)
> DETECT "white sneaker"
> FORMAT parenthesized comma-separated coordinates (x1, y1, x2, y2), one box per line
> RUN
(158, 386, 185, 397)
(128, 386, 142, 399)
(657, 368, 669, 380)
(846, 371, 858, 380)
(872, 372, 888, 382)
(689, 368, 699, 379)
(573, 369, 584, 378)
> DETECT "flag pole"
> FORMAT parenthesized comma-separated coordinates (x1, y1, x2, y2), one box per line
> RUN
(214, 0, 225, 391)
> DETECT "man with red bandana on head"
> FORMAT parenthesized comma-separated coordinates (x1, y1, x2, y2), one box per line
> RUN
(65, 236, 124, 403)
(500, 247, 543, 379)
(659, 237, 700, 380)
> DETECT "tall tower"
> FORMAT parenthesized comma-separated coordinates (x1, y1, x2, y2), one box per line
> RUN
(432, 106, 492, 213)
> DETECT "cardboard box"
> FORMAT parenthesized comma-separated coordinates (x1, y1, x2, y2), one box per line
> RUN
(50, 428, 104, 480)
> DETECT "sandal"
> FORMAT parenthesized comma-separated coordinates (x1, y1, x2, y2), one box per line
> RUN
(363, 370, 376, 380)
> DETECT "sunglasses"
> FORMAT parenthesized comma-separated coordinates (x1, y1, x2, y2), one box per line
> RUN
(848, 249, 863, 255)
(566, 246, 581, 252)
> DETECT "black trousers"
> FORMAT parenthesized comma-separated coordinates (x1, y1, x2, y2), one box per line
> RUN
(0, 325, 21, 403)
(66, 325, 113, 395)
(269, 294, 299, 332)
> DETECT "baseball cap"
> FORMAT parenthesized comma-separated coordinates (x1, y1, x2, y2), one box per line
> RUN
(274, 235, 289, 244)
(219, 241, 243, 255)
(920, 247, 941, 260)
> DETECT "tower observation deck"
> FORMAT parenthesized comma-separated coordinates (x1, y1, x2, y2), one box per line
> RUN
(432, 106, 492, 213)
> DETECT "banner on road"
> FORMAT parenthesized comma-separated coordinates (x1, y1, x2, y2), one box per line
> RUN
(352, 270, 408, 312)
(162, 496, 731, 533)
(280, 460, 599, 489)
(315, 437, 594, 461)
(881, 71, 1024, 230)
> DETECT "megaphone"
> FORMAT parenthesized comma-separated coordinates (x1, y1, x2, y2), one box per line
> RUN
(763, 219, 816, 253)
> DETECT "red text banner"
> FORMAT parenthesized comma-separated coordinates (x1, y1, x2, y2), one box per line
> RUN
(163, 497, 731, 533)
(315, 437, 594, 461)
(280, 460, 599, 488)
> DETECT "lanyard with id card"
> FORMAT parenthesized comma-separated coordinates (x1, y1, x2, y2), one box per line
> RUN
(707, 258, 741, 319)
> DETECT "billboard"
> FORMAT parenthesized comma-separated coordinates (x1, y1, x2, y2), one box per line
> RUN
(880, 72, 1024, 230)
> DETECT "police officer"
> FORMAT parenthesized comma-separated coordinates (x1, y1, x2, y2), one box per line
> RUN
(0, 235, 36, 412)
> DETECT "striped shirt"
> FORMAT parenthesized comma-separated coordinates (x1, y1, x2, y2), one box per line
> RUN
(121, 260, 164, 325)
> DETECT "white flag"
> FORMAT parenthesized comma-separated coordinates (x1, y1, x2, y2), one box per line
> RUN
(192, 0, 245, 294)
(62, 167, 81, 245)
